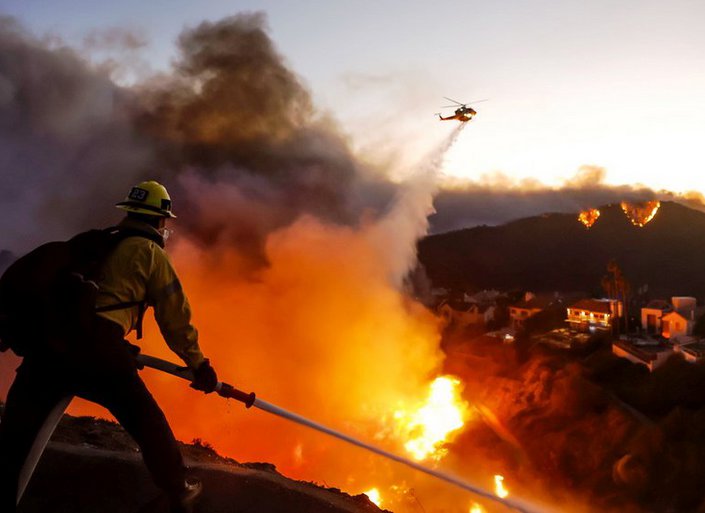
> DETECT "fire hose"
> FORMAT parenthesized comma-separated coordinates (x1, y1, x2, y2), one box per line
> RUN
(136, 354, 542, 513)
(17, 354, 545, 513)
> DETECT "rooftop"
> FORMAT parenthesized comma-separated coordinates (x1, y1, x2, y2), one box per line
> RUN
(568, 299, 614, 314)
(644, 299, 672, 311)
(613, 338, 672, 362)
(681, 341, 705, 358)
(512, 296, 555, 310)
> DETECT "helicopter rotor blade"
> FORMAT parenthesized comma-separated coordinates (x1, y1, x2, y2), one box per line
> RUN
(442, 96, 464, 106)
(465, 99, 489, 105)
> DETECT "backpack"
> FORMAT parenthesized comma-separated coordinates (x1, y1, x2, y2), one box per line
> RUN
(0, 227, 163, 357)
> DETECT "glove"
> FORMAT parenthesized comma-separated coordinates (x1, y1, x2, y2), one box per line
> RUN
(190, 359, 218, 394)
(124, 340, 143, 368)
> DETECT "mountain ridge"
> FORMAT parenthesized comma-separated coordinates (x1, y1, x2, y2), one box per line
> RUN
(417, 201, 705, 299)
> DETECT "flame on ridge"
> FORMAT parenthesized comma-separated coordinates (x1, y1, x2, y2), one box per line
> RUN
(393, 376, 471, 461)
(578, 208, 600, 228)
(620, 200, 660, 227)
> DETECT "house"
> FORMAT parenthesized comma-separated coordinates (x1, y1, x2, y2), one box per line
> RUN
(566, 298, 621, 332)
(615, 296, 705, 366)
(464, 289, 502, 304)
(661, 310, 692, 340)
(640, 296, 700, 340)
(641, 299, 672, 334)
(509, 292, 553, 331)
(438, 299, 495, 329)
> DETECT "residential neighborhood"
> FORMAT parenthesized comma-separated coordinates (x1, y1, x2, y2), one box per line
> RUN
(434, 285, 705, 372)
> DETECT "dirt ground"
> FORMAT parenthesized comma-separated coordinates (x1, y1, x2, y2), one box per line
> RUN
(15, 413, 388, 513)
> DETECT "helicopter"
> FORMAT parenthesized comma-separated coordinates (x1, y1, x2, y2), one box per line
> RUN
(437, 97, 487, 122)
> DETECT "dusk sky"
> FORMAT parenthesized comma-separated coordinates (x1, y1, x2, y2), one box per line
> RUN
(4, 0, 705, 193)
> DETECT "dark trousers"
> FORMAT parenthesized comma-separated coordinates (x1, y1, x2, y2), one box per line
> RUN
(0, 316, 186, 511)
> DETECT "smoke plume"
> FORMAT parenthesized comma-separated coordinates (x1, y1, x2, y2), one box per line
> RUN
(0, 14, 395, 261)
(0, 12, 451, 511)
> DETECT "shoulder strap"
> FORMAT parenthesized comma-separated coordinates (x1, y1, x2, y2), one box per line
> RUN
(93, 226, 163, 340)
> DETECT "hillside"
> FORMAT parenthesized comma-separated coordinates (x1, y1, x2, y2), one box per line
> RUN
(417, 201, 705, 298)
(10, 409, 387, 513)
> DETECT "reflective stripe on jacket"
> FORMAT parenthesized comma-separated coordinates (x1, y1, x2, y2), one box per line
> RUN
(95, 218, 205, 369)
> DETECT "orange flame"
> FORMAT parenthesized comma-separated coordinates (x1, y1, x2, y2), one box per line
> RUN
(364, 488, 382, 507)
(620, 200, 660, 227)
(393, 376, 471, 461)
(467, 475, 508, 512)
(577, 208, 600, 228)
(494, 474, 509, 498)
(69, 214, 445, 487)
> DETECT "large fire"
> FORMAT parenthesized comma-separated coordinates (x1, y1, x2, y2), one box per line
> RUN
(577, 208, 600, 228)
(620, 200, 660, 227)
(393, 376, 471, 461)
(66, 200, 464, 510)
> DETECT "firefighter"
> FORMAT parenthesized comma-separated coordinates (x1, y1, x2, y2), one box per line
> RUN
(0, 180, 217, 513)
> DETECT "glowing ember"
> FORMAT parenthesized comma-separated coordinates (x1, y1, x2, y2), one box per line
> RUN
(394, 376, 470, 461)
(494, 474, 509, 499)
(363, 488, 382, 507)
(620, 200, 660, 227)
(578, 208, 600, 228)
(469, 502, 486, 513)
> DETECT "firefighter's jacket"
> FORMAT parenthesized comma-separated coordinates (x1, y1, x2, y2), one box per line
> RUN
(95, 218, 205, 369)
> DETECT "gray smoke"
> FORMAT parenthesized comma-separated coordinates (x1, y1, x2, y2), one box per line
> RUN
(429, 166, 669, 233)
(1, 14, 695, 258)
(0, 14, 394, 262)
(0, 17, 155, 252)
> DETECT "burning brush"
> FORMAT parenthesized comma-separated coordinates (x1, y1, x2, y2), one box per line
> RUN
(578, 209, 600, 229)
(620, 200, 660, 227)
(577, 201, 661, 229)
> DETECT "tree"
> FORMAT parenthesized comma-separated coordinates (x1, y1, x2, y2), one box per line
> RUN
(601, 259, 630, 333)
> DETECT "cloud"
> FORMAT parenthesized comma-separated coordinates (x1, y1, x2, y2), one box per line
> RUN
(430, 166, 663, 233)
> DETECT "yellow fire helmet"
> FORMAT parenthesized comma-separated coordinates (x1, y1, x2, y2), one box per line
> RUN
(115, 180, 177, 218)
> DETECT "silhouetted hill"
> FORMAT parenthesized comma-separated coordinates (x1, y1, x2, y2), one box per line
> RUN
(0, 250, 13, 275)
(418, 201, 705, 299)
(6, 407, 388, 513)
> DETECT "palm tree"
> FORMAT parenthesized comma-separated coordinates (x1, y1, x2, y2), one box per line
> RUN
(601, 259, 630, 333)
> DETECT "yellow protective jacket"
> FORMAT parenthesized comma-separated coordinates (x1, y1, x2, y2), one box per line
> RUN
(95, 217, 205, 369)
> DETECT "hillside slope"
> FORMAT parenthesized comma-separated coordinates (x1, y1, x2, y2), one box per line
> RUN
(418, 201, 705, 298)
(14, 413, 386, 513)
